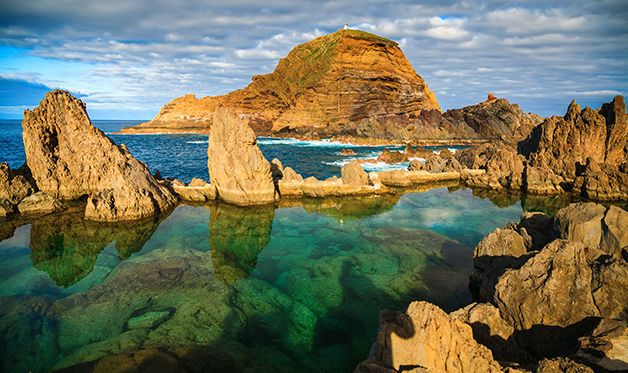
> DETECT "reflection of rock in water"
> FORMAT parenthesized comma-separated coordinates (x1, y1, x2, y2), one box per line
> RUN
(29, 210, 167, 287)
(284, 194, 401, 221)
(471, 187, 522, 208)
(209, 203, 275, 283)
(520, 193, 574, 216)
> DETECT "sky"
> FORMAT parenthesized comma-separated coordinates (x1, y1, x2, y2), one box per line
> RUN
(0, 0, 626, 119)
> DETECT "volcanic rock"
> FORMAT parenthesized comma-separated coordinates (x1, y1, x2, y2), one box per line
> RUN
(172, 178, 217, 202)
(408, 154, 462, 173)
(572, 158, 628, 201)
(123, 30, 443, 139)
(377, 149, 407, 164)
(536, 357, 594, 373)
(577, 319, 628, 371)
(0, 163, 35, 205)
(17, 191, 65, 215)
(519, 97, 627, 181)
(341, 160, 370, 186)
(553, 202, 607, 249)
(493, 239, 627, 330)
(207, 109, 277, 205)
(444, 95, 542, 142)
(22, 90, 176, 221)
(356, 301, 503, 372)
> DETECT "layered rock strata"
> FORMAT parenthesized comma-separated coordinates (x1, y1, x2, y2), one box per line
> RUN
(21, 90, 176, 221)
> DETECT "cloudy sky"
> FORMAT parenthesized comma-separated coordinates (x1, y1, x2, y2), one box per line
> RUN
(0, 0, 626, 119)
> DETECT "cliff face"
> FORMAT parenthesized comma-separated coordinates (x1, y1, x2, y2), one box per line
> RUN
(121, 30, 443, 137)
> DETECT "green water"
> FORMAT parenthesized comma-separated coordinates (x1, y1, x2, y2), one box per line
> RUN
(0, 187, 573, 372)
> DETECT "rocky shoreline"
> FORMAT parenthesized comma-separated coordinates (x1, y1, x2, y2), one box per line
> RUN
(356, 201, 627, 372)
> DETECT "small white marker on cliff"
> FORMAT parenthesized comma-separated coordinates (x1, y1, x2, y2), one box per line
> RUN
(344, 23, 349, 30)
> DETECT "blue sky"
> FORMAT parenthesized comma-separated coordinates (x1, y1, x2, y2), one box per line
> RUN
(0, 0, 626, 119)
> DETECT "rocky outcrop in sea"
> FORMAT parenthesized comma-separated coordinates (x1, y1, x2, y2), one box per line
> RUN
(20, 90, 177, 221)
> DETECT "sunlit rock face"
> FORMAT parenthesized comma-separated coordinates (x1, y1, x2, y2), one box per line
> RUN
(207, 109, 277, 206)
(121, 30, 456, 141)
(21, 90, 176, 221)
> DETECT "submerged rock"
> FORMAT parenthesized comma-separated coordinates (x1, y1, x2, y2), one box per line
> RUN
(207, 109, 277, 205)
(22, 90, 176, 221)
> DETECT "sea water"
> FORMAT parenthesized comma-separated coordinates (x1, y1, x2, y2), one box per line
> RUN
(0, 120, 580, 372)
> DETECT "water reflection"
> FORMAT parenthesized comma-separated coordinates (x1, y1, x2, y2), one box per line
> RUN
(0, 186, 620, 373)
(209, 203, 275, 283)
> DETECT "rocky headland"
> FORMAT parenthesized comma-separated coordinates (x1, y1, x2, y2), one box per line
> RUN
(119, 30, 540, 144)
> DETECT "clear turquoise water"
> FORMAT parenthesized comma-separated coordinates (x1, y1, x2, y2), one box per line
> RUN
(0, 119, 582, 372)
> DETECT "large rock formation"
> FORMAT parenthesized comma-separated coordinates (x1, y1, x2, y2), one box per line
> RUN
(207, 109, 277, 205)
(22, 90, 176, 221)
(122, 30, 442, 138)
(444, 95, 542, 142)
(456, 96, 627, 200)
(519, 96, 627, 181)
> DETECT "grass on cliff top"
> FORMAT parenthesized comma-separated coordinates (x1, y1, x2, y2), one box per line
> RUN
(283, 29, 397, 87)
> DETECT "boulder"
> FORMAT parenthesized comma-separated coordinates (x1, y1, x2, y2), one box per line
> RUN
(553, 202, 606, 249)
(572, 159, 628, 201)
(578, 319, 628, 372)
(278, 166, 304, 197)
(0, 162, 35, 205)
(356, 301, 503, 372)
(473, 228, 528, 272)
(600, 205, 628, 259)
(450, 302, 527, 363)
(341, 161, 370, 186)
(523, 165, 565, 194)
(408, 155, 462, 173)
(22, 90, 176, 221)
(377, 149, 407, 164)
(518, 212, 554, 251)
(493, 240, 627, 330)
(17, 191, 65, 215)
(172, 179, 217, 202)
(207, 109, 277, 205)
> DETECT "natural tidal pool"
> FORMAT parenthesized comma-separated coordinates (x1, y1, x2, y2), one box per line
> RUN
(0, 186, 578, 372)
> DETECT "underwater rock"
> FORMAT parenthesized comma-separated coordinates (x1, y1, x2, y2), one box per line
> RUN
(22, 90, 176, 221)
(356, 301, 503, 372)
(29, 209, 166, 286)
(207, 109, 276, 205)
(126, 310, 172, 330)
(17, 191, 65, 215)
